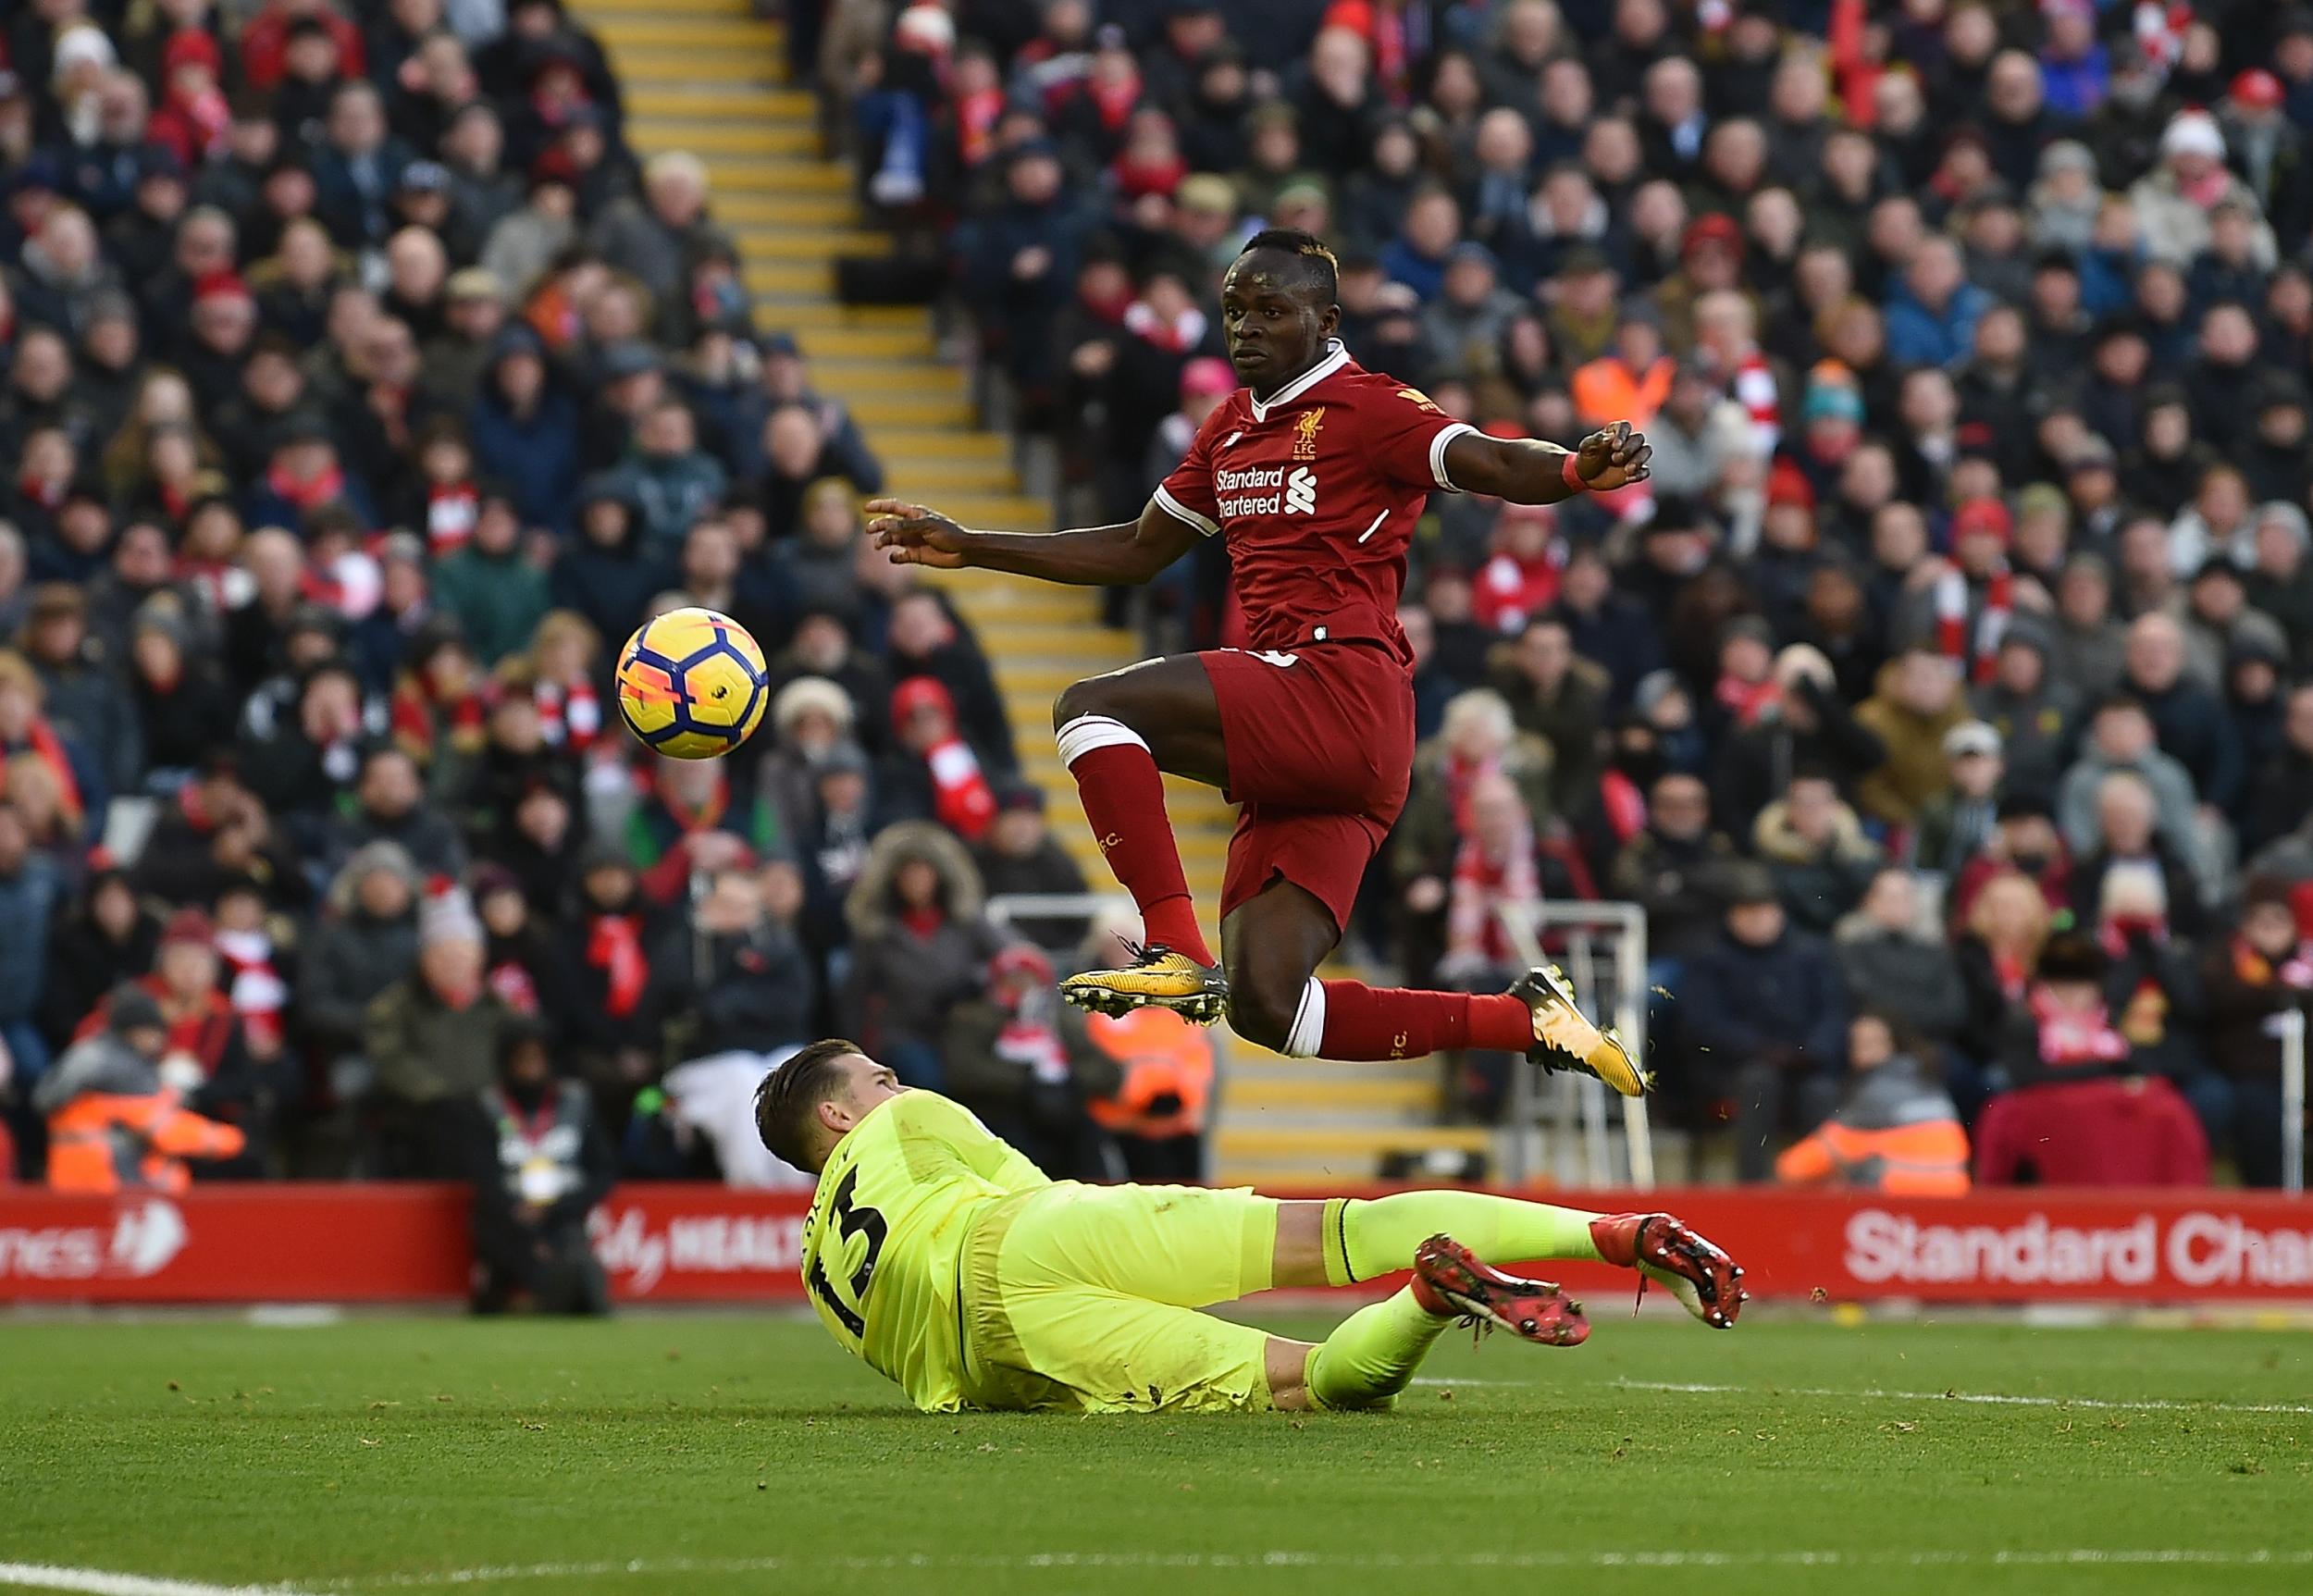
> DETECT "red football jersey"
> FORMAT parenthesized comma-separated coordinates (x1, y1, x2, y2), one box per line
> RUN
(1154, 340, 1477, 665)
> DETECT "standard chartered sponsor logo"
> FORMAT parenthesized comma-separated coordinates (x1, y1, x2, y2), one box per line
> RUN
(1212, 464, 1319, 518)
(1844, 1207, 2313, 1289)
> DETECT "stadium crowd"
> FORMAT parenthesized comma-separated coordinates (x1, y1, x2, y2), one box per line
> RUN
(867, 0, 2313, 1185)
(0, 0, 1202, 1206)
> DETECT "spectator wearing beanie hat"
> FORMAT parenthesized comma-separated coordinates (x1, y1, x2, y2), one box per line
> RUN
(1970, 619, 2079, 798)
(361, 881, 514, 1177)
(2130, 110, 2276, 268)
(298, 841, 422, 1078)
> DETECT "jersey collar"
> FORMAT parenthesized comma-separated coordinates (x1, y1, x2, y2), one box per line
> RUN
(1247, 338, 1351, 423)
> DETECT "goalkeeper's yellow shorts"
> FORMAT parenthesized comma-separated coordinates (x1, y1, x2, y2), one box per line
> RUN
(959, 1182, 1281, 1414)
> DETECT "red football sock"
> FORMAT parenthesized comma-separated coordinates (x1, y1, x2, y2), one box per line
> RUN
(1317, 982, 1532, 1059)
(1063, 736, 1212, 964)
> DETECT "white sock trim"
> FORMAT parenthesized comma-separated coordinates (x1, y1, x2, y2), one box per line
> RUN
(1284, 977, 1327, 1058)
(1056, 713, 1150, 768)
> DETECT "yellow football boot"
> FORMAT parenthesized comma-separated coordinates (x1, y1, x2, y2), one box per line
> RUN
(1509, 964, 1651, 1096)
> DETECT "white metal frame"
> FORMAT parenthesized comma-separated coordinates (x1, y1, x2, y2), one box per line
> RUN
(1491, 899, 1656, 1191)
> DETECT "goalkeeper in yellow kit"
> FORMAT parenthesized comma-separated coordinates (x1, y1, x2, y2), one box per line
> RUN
(757, 1040, 1745, 1414)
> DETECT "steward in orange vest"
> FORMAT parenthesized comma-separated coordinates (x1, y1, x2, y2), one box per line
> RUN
(1085, 1004, 1216, 1183)
(1775, 1044, 1970, 1196)
(35, 984, 244, 1193)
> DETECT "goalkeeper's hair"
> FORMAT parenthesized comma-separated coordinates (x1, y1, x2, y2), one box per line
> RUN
(755, 1037, 865, 1170)
(1237, 228, 1339, 303)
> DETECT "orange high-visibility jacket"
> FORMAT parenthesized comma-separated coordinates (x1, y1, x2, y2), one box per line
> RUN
(46, 1092, 246, 1193)
(1569, 354, 1674, 430)
(1775, 1057, 1970, 1195)
(1085, 1007, 1215, 1139)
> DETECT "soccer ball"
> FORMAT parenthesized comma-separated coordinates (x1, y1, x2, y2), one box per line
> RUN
(613, 606, 769, 760)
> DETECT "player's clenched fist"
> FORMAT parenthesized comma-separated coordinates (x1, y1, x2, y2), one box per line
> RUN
(865, 499, 972, 569)
(1573, 420, 1653, 491)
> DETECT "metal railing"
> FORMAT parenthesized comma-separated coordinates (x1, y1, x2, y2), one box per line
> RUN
(2280, 1008, 2307, 1196)
(1491, 899, 1656, 1192)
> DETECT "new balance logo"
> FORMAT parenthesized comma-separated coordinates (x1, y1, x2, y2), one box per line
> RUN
(1284, 466, 1317, 515)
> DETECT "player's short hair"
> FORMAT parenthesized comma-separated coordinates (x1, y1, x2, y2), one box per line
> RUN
(1236, 228, 1339, 304)
(755, 1037, 865, 1170)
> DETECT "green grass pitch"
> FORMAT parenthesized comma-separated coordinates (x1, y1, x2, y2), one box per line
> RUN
(2, 1309, 2308, 1595)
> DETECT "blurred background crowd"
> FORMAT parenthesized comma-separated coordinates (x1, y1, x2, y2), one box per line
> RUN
(0, 0, 2309, 1210)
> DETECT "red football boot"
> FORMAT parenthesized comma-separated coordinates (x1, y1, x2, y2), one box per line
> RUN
(1589, 1213, 1747, 1329)
(1411, 1234, 1590, 1347)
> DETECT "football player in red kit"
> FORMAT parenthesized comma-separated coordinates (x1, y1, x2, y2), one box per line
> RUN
(867, 229, 1654, 1091)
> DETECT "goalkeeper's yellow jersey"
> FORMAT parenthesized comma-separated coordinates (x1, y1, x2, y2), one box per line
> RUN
(798, 1088, 1049, 1411)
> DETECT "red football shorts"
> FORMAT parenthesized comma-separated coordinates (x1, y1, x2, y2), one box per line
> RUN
(1200, 642, 1416, 933)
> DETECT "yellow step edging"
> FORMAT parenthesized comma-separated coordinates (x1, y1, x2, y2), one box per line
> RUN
(597, 17, 784, 47)
(637, 124, 821, 156)
(589, 0, 758, 15)
(611, 50, 788, 83)
(627, 86, 817, 119)
(753, 300, 927, 331)
(718, 192, 865, 227)
(1222, 1075, 1443, 1111)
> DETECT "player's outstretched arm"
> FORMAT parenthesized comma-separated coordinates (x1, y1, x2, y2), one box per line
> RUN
(1441, 420, 1652, 505)
(864, 498, 1201, 588)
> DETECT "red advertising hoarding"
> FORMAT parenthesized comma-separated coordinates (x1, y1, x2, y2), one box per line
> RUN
(3, 1184, 2311, 1305)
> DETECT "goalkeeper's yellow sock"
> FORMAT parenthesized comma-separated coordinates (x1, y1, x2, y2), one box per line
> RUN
(1318, 1193, 1603, 1286)
(1305, 1288, 1450, 1411)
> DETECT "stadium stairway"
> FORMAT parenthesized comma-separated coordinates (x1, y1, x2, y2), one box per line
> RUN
(581, 0, 1476, 1185)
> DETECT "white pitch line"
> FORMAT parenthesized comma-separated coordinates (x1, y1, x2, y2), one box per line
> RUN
(0, 1565, 314, 1596)
(1610, 1379, 2313, 1417)
(303, 1548, 2313, 1587)
(19, 1549, 2313, 1593)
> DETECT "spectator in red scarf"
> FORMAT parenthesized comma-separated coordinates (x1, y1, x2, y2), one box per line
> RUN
(1392, 688, 1554, 985)
(544, 841, 666, 1128)
(1705, 614, 1782, 741)
(1470, 502, 1561, 636)
(146, 28, 231, 167)
(942, 942, 1120, 1181)
(0, 650, 96, 842)
(390, 617, 489, 783)
(624, 751, 784, 904)
(242, 411, 379, 535)
(881, 674, 996, 843)
(515, 611, 600, 755)
(239, 0, 367, 93)
(1432, 771, 1547, 1120)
